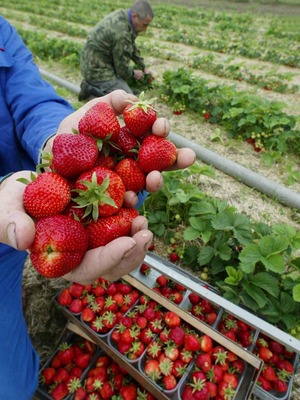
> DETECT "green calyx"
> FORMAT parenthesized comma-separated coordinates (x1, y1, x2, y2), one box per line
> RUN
(72, 172, 117, 221)
(126, 91, 157, 113)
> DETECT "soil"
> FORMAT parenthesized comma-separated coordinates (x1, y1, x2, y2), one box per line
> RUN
(13, 0, 300, 397)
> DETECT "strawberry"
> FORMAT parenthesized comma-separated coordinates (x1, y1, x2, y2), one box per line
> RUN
(116, 125, 140, 157)
(22, 172, 71, 219)
(86, 207, 138, 248)
(94, 151, 116, 169)
(137, 134, 177, 173)
(258, 347, 273, 362)
(163, 374, 177, 390)
(75, 352, 92, 369)
(51, 382, 69, 400)
(120, 383, 137, 400)
(40, 367, 56, 385)
(164, 311, 181, 328)
(57, 343, 75, 365)
(200, 334, 213, 353)
(69, 299, 83, 314)
(261, 365, 277, 382)
(169, 252, 180, 262)
(78, 102, 120, 142)
(195, 353, 212, 373)
(114, 158, 146, 192)
(100, 381, 115, 399)
(29, 215, 88, 278)
(274, 378, 288, 393)
(123, 94, 157, 138)
(50, 133, 99, 178)
(188, 292, 201, 305)
(156, 275, 168, 287)
(184, 333, 200, 352)
(73, 166, 125, 220)
(139, 263, 151, 276)
(168, 326, 186, 346)
(57, 288, 72, 306)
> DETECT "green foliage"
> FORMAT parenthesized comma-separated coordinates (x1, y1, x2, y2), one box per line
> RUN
(161, 68, 299, 155)
(142, 167, 300, 332)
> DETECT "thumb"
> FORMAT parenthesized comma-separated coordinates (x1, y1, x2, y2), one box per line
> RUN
(0, 173, 36, 250)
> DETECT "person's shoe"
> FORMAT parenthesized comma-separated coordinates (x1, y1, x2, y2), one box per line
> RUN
(78, 80, 91, 101)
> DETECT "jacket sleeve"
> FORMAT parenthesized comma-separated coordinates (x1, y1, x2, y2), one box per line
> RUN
(0, 17, 74, 168)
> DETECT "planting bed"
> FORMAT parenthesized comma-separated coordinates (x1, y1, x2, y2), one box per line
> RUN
(35, 253, 299, 400)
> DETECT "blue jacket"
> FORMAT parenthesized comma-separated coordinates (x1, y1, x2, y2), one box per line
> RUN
(0, 17, 74, 399)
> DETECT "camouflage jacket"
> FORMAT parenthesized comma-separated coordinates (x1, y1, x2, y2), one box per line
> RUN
(80, 9, 146, 83)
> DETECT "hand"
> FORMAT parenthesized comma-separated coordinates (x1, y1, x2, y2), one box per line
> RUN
(0, 171, 153, 283)
(133, 69, 145, 80)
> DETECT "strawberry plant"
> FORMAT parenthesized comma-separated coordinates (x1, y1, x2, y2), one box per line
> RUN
(142, 167, 300, 334)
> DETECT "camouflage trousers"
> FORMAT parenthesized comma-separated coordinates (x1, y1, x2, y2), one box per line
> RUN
(78, 78, 133, 101)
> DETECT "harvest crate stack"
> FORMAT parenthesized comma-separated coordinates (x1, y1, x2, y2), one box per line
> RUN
(37, 253, 300, 400)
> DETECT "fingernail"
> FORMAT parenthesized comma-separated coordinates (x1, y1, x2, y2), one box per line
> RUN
(123, 238, 137, 257)
(6, 223, 18, 250)
(143, 233, 153, 251)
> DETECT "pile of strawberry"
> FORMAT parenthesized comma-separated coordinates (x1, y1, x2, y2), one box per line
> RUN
(139, 306, 245, 398)
(57, 278, 140, 335)
(216, 312, 255, 349)
(254, 333, 296, 395)
(71, 353, 156, 400)
(39, 334, 97, 400)
(188, 292, 220, 327)
(110, 296, 165, 361)
(152, 274, 187, 305)
(21, 96, 177, 278)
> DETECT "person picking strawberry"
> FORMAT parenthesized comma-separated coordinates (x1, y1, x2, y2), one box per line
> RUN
(0, 16, 195, 400)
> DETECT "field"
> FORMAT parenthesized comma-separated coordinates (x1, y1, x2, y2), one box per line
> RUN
(2, 0, 300, 397)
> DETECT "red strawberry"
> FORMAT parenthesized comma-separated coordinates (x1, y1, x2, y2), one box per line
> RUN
(94, 151, 116, 169)
(57, 288, 72, 306)
(100, 381, 115, 399)
(184, 334, 200, 352)
(22, 172, 71, 219)
(274, 378, 288, 393)
(114, 158, 146, 192)
(139, 263, 151, 276)
(51, 133, 99, 178)
(69, 299, 83, 314)
(29, 215, 88, 278)
(78, 102, 120, 142)
(163, 374, 177, 390)
(120, 383, 137, 400)
(156, 275, 168, 287)
(169, 252, 180, 262)
(57, 343, 75, 365)
(200, 334, 213, 353)
(258, 347, 273, 362)
(188, 292, 201, 305)
(164, 311, 181, 328)
(73, 166, 125, 220)
(137, 134, 177, 173)
(195, 353, 212, 373)
(75, 352, 92, 369)
(86, 207, 138, 249)
(262, 365, 277, 382)
(116, 125, 140, 157)
(51, 382, 69, 400)
(41, 367, 56, 385)
(123, 94, 157, 138)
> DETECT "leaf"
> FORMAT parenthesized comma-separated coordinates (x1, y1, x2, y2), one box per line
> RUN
(239, 244, 262, 273)
(183, 226, 202, 241)
(242, 282, 268, 308)
(248, 272, 279, 298)
(212, 211, 253, 244)
(293, 284, 300, 302)
(198, 246, 215, 265)
(261, 254, 285, 274)
(189, 201, 217, 217)
(258, 235, 289, 257)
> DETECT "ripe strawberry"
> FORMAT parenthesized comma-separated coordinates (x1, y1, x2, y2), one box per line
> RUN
(123, 94, 157, 138)
(86, 207, 138, 249)
(257, 375, 272, 391)
(41, 367, 56, 385)
(137, 134, 177, 173)
(51, 382, 69, 400)
(57, 343, 75, 365)
(50, 133, 99, 178)
(168, 326, 186, 347)
(22, 172, 71, 219)
(262, 365, 277, 382)
(139, 263, 151, 276)
(164, 311, 181, 328)
(258, 347, 273, 362)
(29, 215, 88, 278)
(73, 166, 125, 220)
(57, 288, 72, 306)
(274, 378, 288, 393)
(163, 374, 177, 390)
(120, 383, 137, 400)
(69, 299, 83, 314)
(184, 334, 200, 352)
(116, 125, 140, 157)
(75, 352, 92, 369)
(169, 252, 180, 262)
(200, 334, 213, 353)
(195, 353, 212, 373)
(188, 292, 201, 305)
(94, 151, 116, 169)
(144, 359, 161, 381)
(114, 158, 146, 192)
(78, 102, 120, 142)
(100, 381, 115, 399)
(156, 275, 168, 287)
